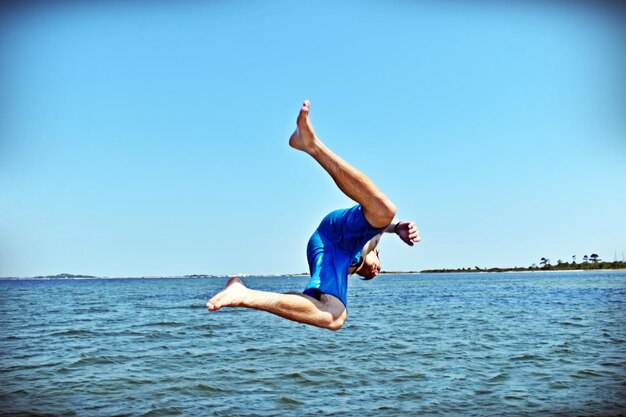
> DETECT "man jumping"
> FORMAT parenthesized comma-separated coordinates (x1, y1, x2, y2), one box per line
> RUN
(206, 100, 420, 330)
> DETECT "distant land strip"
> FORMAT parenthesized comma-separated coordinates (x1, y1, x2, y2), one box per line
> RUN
(420, 261, 626, 273)
(0, 273, 311, 280)
(3, 262, 626, 280)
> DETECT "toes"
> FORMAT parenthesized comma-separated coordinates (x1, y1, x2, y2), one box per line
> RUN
(297, 108, 308, 124)
(299, 100, 311, 119)
(206, 301, 221, 312)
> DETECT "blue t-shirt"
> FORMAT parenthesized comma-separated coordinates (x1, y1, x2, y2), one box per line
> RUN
(304, 205, 386, 307)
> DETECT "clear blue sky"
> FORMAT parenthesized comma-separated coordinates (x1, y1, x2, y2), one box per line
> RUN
(1, 1, 624, 277)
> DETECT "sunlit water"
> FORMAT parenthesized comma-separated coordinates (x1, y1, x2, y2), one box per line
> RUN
(1, 271, 625, 416)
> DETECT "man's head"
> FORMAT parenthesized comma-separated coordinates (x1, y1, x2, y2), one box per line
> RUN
(356, 249, 380, 280)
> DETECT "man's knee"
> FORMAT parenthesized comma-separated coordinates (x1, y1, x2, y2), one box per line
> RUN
(324, 313, 346, 331)
(318, 295, 347, 331)
(326, 316, 345, 331)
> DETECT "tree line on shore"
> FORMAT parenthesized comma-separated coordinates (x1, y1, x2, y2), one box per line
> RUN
(421, 253, 626, 273)
(534, 253, 625, 271)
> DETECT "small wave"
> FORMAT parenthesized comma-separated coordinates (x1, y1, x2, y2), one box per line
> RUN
(244, 347, 260, 352)
(391, 373, 426, 383)
(488, 373, 509, 382)
(510, 354, 544, 361)
(397, 391, 424, 401)
(144, 304, 193, 310)
(474, 389, 492, 395)
(142, 333, 175, 341)
(165, 386, 189, 394)
(277, 396, 304, 405)
(559, 321, 586, 327)
(57, 366, 72, 374)
(195, 383, 228, 393)
(141, 406, 183, 416)
(283, 372, 316, 385)
(504, 394, 526, 401)
(51, 329, 96, 336)
(72, 355, 127, 366)
(5, 361, 63, 371)
(13, 353, 37, 360)
(483, 333, 499, 341)
(142, 321, 184, 327)
(549, 380, 569, 389)
(304, 368, 328, 377)
(601, 362, 624, 368)
(104, 330, 148, 337)
(3, 389, 29, 396)
(376, 405, 399, 411)
(572, 369, 603, 378)
(188, 323, 214, 330)
(86, 306, 110, 313)
(123, 377, 154, 386)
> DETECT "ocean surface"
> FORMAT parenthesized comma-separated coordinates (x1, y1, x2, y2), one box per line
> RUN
(1, 271, 625, 416)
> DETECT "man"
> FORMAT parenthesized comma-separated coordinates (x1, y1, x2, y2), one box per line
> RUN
(206, 100, 420, 330)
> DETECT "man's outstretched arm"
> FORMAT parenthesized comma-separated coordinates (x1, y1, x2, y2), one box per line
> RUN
(361, 220, 420, 256)
(385, 220, 421, 246)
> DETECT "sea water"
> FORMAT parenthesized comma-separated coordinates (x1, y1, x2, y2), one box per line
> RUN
(1, 271, 625, 416)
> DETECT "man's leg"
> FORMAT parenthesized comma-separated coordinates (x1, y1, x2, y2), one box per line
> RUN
(289, 100, 396, 228)
(206, 277, 347, 331)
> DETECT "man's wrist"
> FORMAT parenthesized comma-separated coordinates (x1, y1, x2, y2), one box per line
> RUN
(394, 221, 401, 234)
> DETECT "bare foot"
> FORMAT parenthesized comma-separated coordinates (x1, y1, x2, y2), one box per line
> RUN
(289, 100, 320, 153)
(206, 277, 249, 311)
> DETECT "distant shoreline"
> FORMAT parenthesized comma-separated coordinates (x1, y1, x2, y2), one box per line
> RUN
(0, 273, 311, 280)
(420, 261, 626, 274)
(2, 265, 626, 280)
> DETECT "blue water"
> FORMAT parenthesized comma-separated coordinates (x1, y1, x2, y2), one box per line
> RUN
(1, 271, 625, 416)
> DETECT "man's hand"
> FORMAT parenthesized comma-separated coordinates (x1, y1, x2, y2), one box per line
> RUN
(395, 221, 420, 246)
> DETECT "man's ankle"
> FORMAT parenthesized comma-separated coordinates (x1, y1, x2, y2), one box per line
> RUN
(307, 138, 326, 158)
